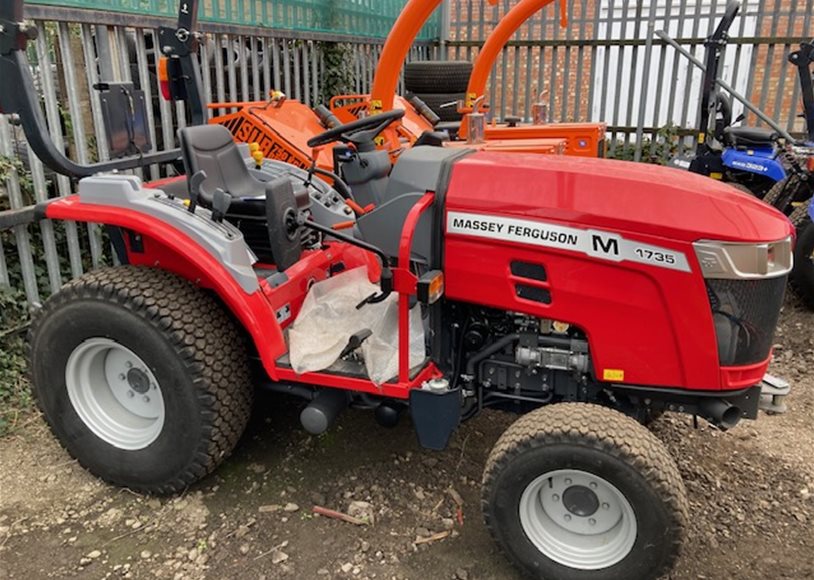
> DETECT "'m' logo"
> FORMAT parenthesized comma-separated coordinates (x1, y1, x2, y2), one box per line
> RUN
(592, 234, 619, 256)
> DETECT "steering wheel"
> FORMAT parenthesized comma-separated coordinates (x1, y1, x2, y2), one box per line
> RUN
(307, 109, 405, 152)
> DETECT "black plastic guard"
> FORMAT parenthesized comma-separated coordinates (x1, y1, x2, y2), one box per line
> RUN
(409, 386, 462, 451)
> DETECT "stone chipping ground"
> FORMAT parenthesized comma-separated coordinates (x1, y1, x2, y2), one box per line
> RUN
(0, 297, 812, 580)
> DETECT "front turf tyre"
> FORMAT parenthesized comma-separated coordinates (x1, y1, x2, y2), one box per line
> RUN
(790, 204, 814, 310)
(482, 403, 688, 580)
(29, 266, 253, 494)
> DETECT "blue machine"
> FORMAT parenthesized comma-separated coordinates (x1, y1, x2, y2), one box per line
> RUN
(720, 147, 787, 184)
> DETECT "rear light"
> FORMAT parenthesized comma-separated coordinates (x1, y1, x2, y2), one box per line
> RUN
(807, 155, 814, 172)
(158, 57, 171, 101)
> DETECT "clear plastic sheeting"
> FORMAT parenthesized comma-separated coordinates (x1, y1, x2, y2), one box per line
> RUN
(288, 267, 425, 385)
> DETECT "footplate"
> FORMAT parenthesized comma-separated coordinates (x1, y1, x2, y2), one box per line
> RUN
(759, 373, 791, 414)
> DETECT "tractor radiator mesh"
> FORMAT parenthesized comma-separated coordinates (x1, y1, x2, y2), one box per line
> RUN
(706, 277, 786, 367)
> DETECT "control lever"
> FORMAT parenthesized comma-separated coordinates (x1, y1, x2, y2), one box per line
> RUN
(339, 329, 373, 358)
(211, 188, 232, 223)
(305, 146, 325, 189)
(356, 269, 393, 309)
(295, 214, 394, 308)
(187, 169, 207, 212)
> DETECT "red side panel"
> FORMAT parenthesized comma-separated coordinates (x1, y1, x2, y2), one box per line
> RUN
(442, 153, 793, 391)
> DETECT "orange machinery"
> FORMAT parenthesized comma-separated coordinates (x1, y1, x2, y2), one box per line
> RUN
(331, 0, 604, 158)
(169, 0, 591, 171)
(456, 0, 606, 157)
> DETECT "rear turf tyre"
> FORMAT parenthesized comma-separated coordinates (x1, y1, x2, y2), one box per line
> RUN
(482, 403, 688, 580)
(789, 204, 814, 310)
(29, 266, 253, 494)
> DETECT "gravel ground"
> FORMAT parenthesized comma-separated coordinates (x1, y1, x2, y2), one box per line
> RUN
(0, 297, 812, 580)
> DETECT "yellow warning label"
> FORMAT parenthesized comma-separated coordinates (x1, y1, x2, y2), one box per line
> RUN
(369, 99, 382, 113)
(603, 369, 625, 382)
(698, 132, 705, 144)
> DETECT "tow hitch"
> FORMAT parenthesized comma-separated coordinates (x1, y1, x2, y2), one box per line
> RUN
(759, 373, 791, 414)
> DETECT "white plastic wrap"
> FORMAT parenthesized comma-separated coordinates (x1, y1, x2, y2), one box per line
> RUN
(288, 267, 425, 384)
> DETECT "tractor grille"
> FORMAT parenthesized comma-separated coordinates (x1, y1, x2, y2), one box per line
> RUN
(706, 277, 786, 366)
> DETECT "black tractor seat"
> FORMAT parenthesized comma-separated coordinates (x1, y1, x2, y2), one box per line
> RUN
(724, 126, 779, 148)
(177, 125, 310, 269)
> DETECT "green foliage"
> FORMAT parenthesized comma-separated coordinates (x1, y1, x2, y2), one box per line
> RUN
(605, 124, 681, 165)
(0, 286, 30, 436)
(319, 42, 355, 106)
(0, 154, 35, 207)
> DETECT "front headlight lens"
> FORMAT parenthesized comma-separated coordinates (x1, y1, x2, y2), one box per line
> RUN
(693, 237, 793, 279)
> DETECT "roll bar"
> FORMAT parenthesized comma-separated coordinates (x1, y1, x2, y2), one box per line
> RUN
(0, 0, 204, 178)
(368, 0, 500, 114)
(695, 0, 741, 152)
(157, 0, 207, 126)
(463, 0, 567, 113)
(789, 40, 814, 142)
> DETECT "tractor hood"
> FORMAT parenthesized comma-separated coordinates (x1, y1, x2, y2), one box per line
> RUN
(444, 152, 793, 244)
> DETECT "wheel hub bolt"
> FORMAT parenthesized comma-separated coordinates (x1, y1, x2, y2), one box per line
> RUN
(602, 503, 610, 510)
(552, 494, 559, 502)
(589, 518, 596, 526)
(119, 374, 126, 381)
(590, 482, 597, 489)
(143, 395, 150, 403)
(564, 514, 572, 522)
(125, 361, 133, 368)
(127, 390, 134, 398)
(565, 478, 572, 485)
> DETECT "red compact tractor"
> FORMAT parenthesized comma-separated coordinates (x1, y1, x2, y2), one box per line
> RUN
(0, 2, 795, 579)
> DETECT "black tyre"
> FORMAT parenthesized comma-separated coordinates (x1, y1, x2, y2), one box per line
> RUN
(404, 60, 472, 94)
(29, 266, 253, 494)
(482, 403, 688, 580)
(762, 174, 806, 215)
(789, 203, 814, 310)
(412, 92, 465, 123)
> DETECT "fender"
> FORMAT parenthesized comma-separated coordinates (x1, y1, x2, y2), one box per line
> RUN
(722, 148, 787, 182)
(44, 196, 288, 380)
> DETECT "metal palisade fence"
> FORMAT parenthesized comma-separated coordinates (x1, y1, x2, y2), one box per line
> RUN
(0, 1, 437, 307)
(446, 0, 812, 157)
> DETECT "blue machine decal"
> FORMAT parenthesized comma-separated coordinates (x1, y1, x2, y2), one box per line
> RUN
(722, 148, 787, 182)
(808, 200, 814, 222)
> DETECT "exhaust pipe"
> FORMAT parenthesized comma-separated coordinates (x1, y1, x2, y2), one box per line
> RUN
(300, 389, 348, 435)
(698, 398, 741, 430)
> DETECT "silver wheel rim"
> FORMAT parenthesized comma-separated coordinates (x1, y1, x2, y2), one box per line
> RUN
(519, 469, 637, 570)
(65, 338, 165, 450)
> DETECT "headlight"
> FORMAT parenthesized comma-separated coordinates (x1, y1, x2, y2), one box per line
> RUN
(693, 237, 793, 279)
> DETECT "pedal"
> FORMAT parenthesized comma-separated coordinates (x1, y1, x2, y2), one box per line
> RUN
(759, 373, 791, 414)
(340, 329, 372, 358)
